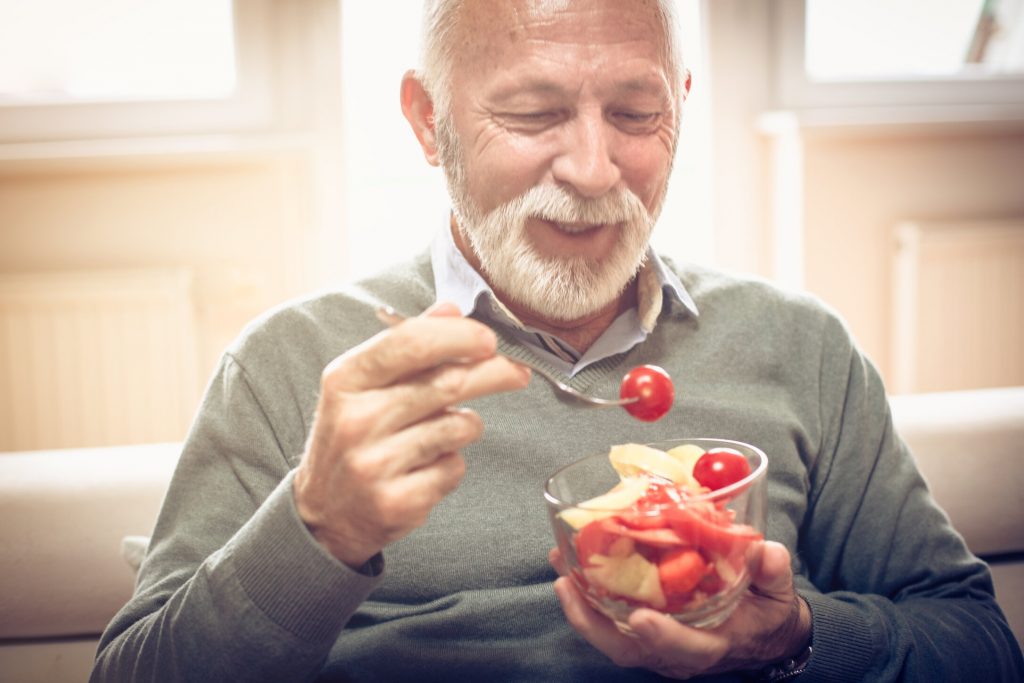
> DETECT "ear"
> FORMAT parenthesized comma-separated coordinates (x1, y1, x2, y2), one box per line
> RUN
(401, 70, 441, 167)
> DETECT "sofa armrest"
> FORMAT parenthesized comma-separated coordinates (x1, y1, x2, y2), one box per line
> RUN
(0, 443, 180, 639)
(890, 387, 1024, 648)
(890, 386, 1024, 558)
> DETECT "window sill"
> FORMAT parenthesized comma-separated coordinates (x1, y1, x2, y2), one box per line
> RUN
(0, 132, 317, 174)
(757, 103, 1024, 139)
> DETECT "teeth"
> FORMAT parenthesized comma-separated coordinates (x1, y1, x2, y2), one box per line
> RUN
(555, 221, 599, 234)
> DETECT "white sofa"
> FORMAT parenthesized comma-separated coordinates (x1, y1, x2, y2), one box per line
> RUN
(1, 389, 1022, 683)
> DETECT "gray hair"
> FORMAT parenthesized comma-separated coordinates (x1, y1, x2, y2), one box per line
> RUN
(417, 0, 685, 120)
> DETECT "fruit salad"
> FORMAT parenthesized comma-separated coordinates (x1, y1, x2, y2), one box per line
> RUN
(554, 442, 765, 622)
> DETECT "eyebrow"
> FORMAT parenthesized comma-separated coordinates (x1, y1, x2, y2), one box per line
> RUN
(488, 75, 670, 103)
(488, 78, 567, 102)
(614, 77, 671, 96)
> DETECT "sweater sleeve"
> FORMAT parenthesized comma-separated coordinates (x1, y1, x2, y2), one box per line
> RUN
(90, 354, 383, 683)
(794, 316, 1023, 682)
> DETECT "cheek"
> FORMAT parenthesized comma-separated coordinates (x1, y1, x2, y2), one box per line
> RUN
(619, 146, 673, 207)
(465, 140, 553, 211)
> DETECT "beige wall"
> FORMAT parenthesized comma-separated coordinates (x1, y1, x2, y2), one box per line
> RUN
(800, 126, 1024, 388)
(0, 157, 315, 379)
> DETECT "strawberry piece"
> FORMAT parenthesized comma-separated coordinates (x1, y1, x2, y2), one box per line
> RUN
(575, 518, 620, 566)
(658, 547, 708, 598)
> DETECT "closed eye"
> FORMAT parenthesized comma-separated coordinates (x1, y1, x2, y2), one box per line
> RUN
(610, 111, 662, 133)
(499, 110, 566, 132)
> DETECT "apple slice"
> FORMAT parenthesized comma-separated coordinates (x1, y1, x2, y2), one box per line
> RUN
(609, 443, 692, 484)
(666, 444, 705, 476)
(584, 552, 667, 609)
(558, 476, 648, 529)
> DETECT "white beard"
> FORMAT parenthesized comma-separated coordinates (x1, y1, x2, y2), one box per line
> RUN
(437, 119, 660, 322)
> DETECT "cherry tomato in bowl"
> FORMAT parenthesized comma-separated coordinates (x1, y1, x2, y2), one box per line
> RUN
(620, 365, 674, 422)
(692, 449, 752, 491)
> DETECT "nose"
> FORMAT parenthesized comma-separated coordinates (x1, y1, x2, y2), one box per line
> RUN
(551, 111, 621, 199)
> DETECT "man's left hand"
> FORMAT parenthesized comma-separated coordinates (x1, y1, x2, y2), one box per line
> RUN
(549, 541, 811, 679)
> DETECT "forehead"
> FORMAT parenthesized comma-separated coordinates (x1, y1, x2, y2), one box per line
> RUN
(452, 0, 671, 88)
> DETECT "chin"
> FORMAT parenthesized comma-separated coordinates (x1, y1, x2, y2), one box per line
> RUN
(489, 249, 639, 323)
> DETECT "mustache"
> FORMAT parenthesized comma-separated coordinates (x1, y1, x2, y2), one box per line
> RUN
(495, 184, 650, 228)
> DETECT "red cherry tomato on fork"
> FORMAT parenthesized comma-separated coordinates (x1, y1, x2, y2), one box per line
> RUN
(619, 364, 674, 422)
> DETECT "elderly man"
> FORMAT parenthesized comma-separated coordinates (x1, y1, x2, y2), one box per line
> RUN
(92, 1, 1023, 681)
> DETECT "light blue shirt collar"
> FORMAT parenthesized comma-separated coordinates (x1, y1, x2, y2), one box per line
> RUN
(430, 218, 698, 376)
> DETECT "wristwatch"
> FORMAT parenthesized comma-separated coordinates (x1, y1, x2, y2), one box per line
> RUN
(757, 644, 812, 682)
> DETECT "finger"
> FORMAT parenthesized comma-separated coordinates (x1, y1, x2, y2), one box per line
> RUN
(750, 541, 794, 597)
(553, 577, 638, 661)
(334, 354, 529, 441)
(357, 408, 483, 477)
(421, 300, 463, 318)
(388, 450, 468, 516)
(327, 314, 501, 393)
(628, 608, 724, 666)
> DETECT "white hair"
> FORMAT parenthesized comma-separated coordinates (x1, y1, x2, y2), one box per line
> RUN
(417, 0, 684, 120)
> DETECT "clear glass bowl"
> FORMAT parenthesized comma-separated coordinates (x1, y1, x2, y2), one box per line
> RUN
(544, 438, 768, 633)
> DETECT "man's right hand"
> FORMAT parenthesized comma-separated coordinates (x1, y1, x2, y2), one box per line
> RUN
(292, 302, 530, 569)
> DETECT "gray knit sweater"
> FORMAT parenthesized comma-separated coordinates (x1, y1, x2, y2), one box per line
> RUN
(91, 253, 1023, 682)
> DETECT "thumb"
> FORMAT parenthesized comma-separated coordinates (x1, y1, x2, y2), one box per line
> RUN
(423, 300, 463, 318)
(751, 541, 794, 597)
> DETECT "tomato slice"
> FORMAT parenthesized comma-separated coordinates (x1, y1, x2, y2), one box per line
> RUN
(616, 482, 682, 530)
(599, 517, 688, 548)
(661, 505, 762, 557)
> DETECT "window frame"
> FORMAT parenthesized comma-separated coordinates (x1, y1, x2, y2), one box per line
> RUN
(773, 0, 1024, 111)
(0, 1, 275, 143)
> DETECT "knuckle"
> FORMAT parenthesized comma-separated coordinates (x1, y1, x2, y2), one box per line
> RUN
(379, 331, 432, 373)
(368, 489, 402, 526)
(431, 366, 468, 403)
(342, 442, 391, 486)
(441, 410, 480, 445)
(344, 452, 376, 483)
(457, 411, 484, 441)
(349, 345, 388, 381)
(333, 412, 368, 446)
(377, 489, 422, 533)
(320, 356, 346, 393)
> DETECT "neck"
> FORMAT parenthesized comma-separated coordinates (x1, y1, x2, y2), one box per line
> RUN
(450, 216, 636, 354)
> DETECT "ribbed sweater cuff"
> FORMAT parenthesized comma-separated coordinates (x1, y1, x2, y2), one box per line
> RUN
(227, 470, 383, 644)
(800, 591, 877, 682)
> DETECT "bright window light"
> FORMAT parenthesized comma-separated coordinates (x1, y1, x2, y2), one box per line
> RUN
(0, 0, 236, 104)
(806, 0, 1024, 81)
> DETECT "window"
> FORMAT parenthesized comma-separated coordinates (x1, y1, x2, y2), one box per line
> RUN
(774, 0, 1024, 110)
(806, 0, 1024, 81)
(0, 0, 273, 142)
(0, 0, 236, 104)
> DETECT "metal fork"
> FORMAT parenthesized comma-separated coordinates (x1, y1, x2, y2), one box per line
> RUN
(375, 306, 638, 407)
